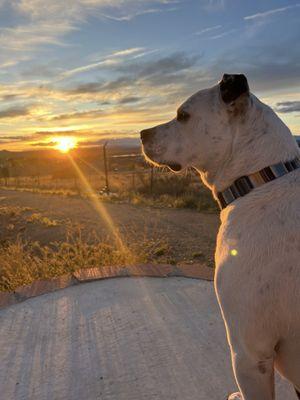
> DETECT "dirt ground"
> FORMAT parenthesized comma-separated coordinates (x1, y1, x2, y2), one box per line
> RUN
(0, 189, 220, 265)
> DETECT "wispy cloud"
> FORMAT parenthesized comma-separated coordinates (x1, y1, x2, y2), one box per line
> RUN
(100, 7, 177, 21)
(209, 29, 236, 40)
(244, 4, 300, 21)
(195, 25, 222, 35)
(0, 21, 77, 52)
(133, 49, 161, 59)
(0, 60, 21, 69)
(0, 105, 31, 119)
(61, 47, 147, 78)
(50, 109, 104, 121)
(0, 0, 174, 58)
(275, 101, 300, 113)
(109, 48, 146, 58)
(118, 96, 142, 104)
(62, 59, 120, 78)
(116, 52, 199, 78)
(1, 0, 300, 149)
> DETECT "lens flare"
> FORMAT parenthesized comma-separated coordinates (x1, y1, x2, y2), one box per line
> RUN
(67, 153, 127, 253)
(230, 249, 238, 257)
(55, 137, 77, 153)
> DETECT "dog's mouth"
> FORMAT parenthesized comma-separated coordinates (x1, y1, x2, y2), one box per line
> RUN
(142, 145, 182, 172)
(166, 162, 182, 172)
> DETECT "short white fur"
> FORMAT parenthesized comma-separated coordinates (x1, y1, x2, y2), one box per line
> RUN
(141, 76, 300, 399)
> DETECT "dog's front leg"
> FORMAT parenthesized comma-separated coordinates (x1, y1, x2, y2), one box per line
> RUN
(228, 347, 275, 400)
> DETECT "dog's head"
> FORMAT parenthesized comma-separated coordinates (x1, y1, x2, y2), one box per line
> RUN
(141, 73, 250, 178)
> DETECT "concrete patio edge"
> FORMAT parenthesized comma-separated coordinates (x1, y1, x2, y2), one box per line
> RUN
(0, 263, 214, 309)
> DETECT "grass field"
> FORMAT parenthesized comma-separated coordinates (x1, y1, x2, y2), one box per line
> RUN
(0, 167, 219, 212)
(0, 153, 220, 292)
(0, 223, 169, 291)
(0, 187, 219, 292)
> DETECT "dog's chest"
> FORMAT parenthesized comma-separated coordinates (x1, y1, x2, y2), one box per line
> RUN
(214, 174, 300, 307)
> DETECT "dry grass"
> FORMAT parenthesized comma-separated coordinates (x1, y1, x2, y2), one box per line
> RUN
(0, 170, 219, 213)
(0, 205, 32, 217)
(0, 225, 171, 292)
(0, 185, 78, 197)
(26, 213, 60, 227)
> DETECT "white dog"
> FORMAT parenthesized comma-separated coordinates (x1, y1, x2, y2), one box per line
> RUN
(141, 74, 300, 400)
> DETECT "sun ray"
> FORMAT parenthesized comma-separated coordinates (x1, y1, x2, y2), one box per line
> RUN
(67, 153, 127, 253)
(77, 156, 103, 175)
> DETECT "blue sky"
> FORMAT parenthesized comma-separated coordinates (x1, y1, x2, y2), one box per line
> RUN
(0, 0, 299, 150)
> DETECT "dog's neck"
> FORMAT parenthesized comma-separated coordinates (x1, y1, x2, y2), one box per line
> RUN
(201, 95, 300, 200)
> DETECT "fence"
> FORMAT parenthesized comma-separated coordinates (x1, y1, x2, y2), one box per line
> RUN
(0, 166, 203, 196)
(0, 145, 209, 203)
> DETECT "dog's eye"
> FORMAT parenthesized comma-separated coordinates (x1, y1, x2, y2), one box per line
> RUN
(177, 110, 190, 122)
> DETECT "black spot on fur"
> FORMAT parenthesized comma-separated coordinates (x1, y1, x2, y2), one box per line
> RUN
(258, 361, 267, 374)
(220, 74, 249, 104)
(245, 137, 255, 145)
(259, 283, 270, 295)
(212, 136, 222, 143)
(274, 342, 280, 353)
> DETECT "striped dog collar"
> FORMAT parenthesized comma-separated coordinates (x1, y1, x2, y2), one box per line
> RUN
(217, 157, 300, 210)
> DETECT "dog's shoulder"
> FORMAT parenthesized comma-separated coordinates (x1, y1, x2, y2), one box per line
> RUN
(216, 169, 300, 272)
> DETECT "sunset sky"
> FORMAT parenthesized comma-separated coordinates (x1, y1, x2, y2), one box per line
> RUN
(0, 0, 299, 151)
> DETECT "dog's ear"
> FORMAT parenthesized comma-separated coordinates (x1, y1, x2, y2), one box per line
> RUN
(220, 74, 249, 104)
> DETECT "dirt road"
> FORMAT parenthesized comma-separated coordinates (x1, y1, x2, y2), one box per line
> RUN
(0, 189, 220, 264)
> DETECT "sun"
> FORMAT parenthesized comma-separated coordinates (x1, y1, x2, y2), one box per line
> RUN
(54, 137, 77, 153)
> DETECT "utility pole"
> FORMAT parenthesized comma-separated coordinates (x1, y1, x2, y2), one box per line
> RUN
(103, 142, 110, 193)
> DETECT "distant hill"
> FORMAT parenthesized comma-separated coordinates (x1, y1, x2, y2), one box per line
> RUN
(0, 150, 11, 160)
(0, 137, 141, 161)
(1, 135, 298, 167)
(0, 137, 143, 178)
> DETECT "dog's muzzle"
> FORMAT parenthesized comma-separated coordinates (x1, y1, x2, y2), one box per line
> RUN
(140, 128, 156, 145)
(140, 128, 182, 172)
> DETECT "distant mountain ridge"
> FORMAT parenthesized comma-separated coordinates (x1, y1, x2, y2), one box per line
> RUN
(0, 136, 299, 161)
(0, 137, 141, 160)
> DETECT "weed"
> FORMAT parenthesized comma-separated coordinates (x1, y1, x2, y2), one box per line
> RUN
(0, 170, 219, 213)
(26, 213, 60, 227)
(0, 206, 32, 217)
(0, 225, 171, 291)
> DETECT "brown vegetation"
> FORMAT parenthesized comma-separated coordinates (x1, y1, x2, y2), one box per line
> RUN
(0, 224, 171, 292)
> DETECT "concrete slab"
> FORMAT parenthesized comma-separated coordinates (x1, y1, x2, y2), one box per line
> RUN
(0, 278, 295, 400)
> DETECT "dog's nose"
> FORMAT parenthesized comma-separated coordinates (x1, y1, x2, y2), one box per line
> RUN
(140, 128, 156, 143)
